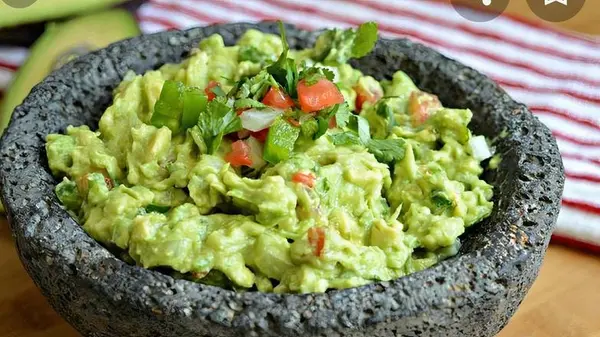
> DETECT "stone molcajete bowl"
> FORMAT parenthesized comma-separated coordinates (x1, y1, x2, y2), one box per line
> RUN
(0, 22, 564, 337)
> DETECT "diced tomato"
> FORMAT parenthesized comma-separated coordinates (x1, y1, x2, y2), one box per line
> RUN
(328, 116, 337, 129)
(262, 86, 295, 109)
(250, 128, 270, 143)
(355, 85, 383, 112)
(236, 108, 247, 116)
(308, 227, 326, 258)
(205, 81, 220, 101)
(225, 140, 253, 167)
(297, 79, 345, 113)
(292, 172, 316, 188)
(408, 91, 442, 126)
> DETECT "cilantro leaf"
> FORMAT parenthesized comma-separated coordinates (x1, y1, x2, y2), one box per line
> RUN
(266, 22, 299, 97)
(334, 103, 350, 129)
(313, 22, 378, 64)
(313, 117, 330, 140)
(145, 204, 171, 214)
(329, 131, 362, 146)
(432, 191, 453, 207)
(234, 98, 267, 110)
(330, 117, 405, 164)
(197, 97, 242, 154)
(299, 66, 335, 86)
(352, 22, 378, 58)
(239, 45, 273, 63)
(376, 101, 396, 135)
(366, 138, 405, 164)
(348, 115, 371, 144)
(228, 70, 278, 101)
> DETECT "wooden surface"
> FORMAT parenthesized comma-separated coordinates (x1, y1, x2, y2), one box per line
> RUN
(1, 3, 600, 336)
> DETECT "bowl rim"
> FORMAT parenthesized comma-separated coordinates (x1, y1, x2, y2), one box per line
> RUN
(0, 21, 565, 333)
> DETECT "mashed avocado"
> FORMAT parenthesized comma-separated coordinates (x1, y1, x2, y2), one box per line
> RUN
(45, 23, 494, 293)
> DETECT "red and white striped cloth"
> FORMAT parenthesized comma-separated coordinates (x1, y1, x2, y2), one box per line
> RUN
(1, 0, 599, 251)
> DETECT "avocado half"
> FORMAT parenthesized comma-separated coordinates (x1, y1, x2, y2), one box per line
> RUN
(0, 0, 146, 46)
(0, 9, 140, 136)
(0, 0, 129, 29)
(0, 9, 140, 214)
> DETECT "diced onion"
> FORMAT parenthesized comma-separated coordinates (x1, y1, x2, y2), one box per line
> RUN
(240, 108, 283, 132)
(469, 135, 493, 161)
(247, 136, 267, 170)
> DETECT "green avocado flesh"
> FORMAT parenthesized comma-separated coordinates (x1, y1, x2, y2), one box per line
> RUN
(0, 0, 129, 29)
(45, 25, 494, 293)
(0, 9, 140, 136)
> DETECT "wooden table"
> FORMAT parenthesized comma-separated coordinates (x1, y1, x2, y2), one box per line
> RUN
(1, 2, 600, 336)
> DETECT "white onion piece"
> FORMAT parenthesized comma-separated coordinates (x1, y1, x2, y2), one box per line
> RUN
(469, 135, 493, 161)
(240, 108, 283, 132)
(246, 136, 267, 170)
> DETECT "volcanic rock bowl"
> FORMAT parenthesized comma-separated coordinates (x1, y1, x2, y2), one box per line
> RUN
(0, 22, 564, 337)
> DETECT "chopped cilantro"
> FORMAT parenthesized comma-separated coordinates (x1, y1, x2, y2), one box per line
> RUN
(314, 21, 378, 64)
(329, 131, 362, 146)
(239, 45, 273, 63)
(234, 98, 267, 110)
(266, 22, 299, 97)
(145, 204, 171, 214)
(197, 97, 242, 154)
(229, 70, 278, 101)
(376, 101, 396, 135)
(352, 22, 379, 58)
(366, 138, 405, 164)
(299, 66, 335, 86)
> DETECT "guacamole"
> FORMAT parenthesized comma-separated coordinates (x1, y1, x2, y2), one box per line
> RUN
(45, 23, 494, 293)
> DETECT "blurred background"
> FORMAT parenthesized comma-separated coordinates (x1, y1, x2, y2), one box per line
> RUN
(0, 0, 598, 336)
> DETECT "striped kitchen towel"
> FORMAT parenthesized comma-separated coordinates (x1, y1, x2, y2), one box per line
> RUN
(1, 0, 599, 251)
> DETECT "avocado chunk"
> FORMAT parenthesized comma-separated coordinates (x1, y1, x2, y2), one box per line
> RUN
(0, 0, 130, 29)
(0, 9, 140, 135)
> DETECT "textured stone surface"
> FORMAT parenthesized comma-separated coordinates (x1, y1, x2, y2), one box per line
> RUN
(0, 22, 564, 337)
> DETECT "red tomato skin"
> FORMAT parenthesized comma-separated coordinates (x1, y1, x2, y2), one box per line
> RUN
(297, 79, 345, 113)
(308, 227, 326, 257)
(250, 128, 269, 143)
(328, 116, 337, 129)
(354, 85, 382, 112)
(408, 91, 442, 126)
(225, 140, 253, 167)
(262, 87, 295, 109)
(292, 172, 316, 188)
(205, 81, 220, 101)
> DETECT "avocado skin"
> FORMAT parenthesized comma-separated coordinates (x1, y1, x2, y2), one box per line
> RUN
(0, 0, 145, 46)
(0, 9, 140, 137)
(0, 22, 564, 337)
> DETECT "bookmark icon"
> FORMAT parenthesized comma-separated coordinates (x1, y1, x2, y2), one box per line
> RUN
(544, 0, 568, 5)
